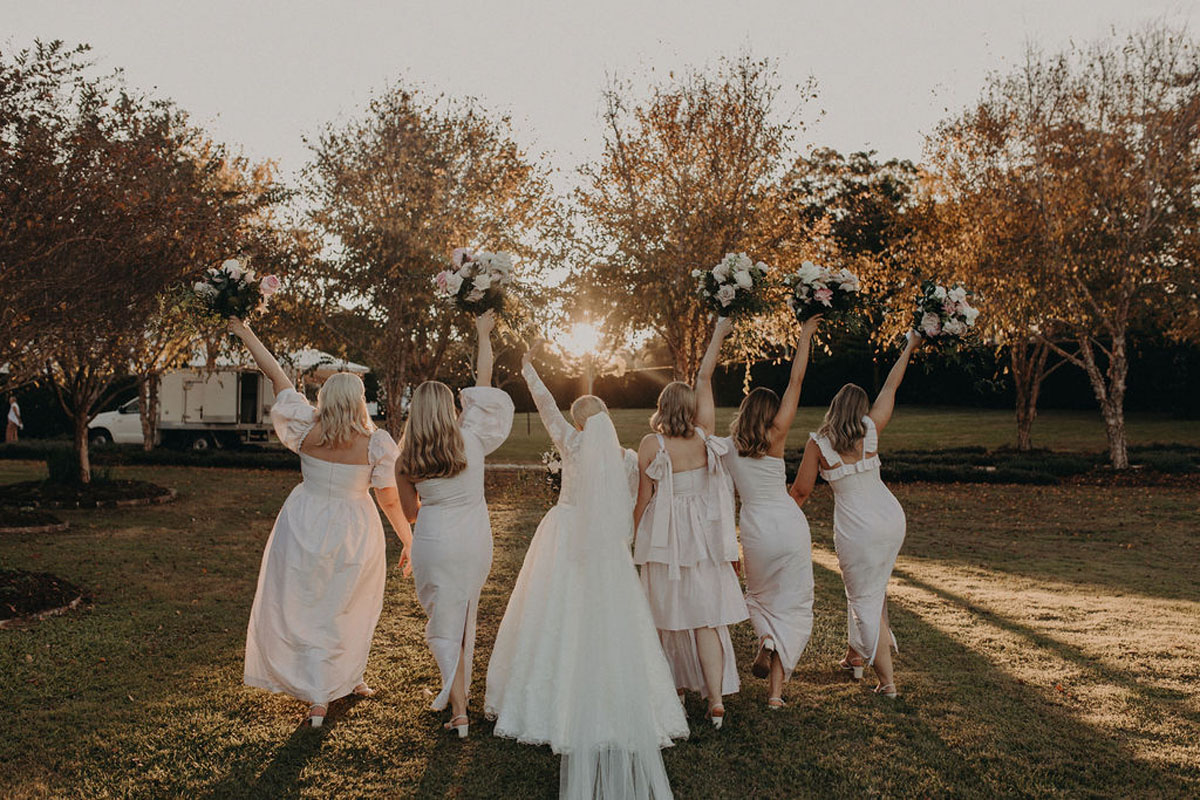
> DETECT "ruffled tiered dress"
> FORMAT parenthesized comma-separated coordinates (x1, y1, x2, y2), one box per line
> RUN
(633, 430, 747, 698)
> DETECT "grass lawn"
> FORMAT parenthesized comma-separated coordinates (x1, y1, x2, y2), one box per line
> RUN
(1, 461, 1198, 798)
(493, 406, 1200, 463)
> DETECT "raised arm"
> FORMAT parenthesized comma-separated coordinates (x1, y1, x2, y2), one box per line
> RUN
(770, 316, 821, 448)
(789, 438, 822, 507)
(229, 318, 293, 394)
(869, 330, 920, 433)
(694, 316, 733, 435)
(522, 339, 574, 449)
(475, 310, 496, 387)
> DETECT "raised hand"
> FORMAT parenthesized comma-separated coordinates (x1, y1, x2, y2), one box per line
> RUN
(522, 337, 546, 369)
(713, 316, 734, 339)
(800, 314, 823, 337)
(228, 316, 248, 337)
(475, 309, 497, 337)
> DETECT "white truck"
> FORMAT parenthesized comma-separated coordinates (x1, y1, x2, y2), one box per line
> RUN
(88, 351, 371, 450)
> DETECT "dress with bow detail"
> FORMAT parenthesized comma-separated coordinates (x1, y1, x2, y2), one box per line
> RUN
(633, 429, 747, 699)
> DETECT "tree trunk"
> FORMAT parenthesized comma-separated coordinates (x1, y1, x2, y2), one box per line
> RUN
(139, 374, 160, 451)
(1076, 334, 1129, 469)
(73, 413, 91, 485)
(1010, 338, 1051, 452)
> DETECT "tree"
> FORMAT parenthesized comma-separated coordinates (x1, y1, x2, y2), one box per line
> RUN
(929, 25, 1200, 466)
(0, 41, 288, 480)
(303, 85, 555, 435)
(576, 56, 814, 380)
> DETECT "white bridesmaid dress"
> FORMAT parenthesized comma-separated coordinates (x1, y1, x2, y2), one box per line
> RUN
(717, 440, 814, 680)
(244, 388, 400, 705)
(810, 416, 905, 663)
(486, 364, 688, 800)
(411, 387, 514, 711)
(633, 430, 747, 698)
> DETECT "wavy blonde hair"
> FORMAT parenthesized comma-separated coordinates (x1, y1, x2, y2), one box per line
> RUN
(570, 395, 608, 429)
(309, 373, 375, 447)
(650, 381, 697, 439)
(817, 384, 870, 457)
(730, 387, 780, 458)
(398, 381, 467, 480)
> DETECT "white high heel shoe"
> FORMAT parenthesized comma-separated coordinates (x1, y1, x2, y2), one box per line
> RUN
(839, 657, 864, 681)
(707, 704, 725, 730)
(307, 704, 327, 728)
(352, 683, 376, 698)
(443, 714, 469, 739)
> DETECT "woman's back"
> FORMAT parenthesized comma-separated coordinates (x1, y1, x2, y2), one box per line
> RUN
(414, 431, 485, 507)
(658, 431, 708, 473)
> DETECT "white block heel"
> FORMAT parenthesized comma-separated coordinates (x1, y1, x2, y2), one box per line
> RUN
(444, 714, 469, 739)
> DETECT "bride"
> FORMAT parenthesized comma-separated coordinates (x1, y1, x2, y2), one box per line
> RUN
(485, 340, 689, 800)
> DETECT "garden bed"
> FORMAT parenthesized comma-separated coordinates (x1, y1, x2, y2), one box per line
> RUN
(0, 568, 87, 624)
(0, 479, 175, 509)
(0, 507, 68, 534)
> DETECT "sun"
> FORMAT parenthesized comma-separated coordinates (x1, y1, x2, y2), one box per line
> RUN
(558, 322, 601, 359)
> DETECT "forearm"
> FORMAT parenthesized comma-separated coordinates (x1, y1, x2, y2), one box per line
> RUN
(882, 342, 917, 395)
(378, 501, 413, 546)
(234, 326, 293, 393)
(476, 334, 494, 387)
(697, 326, 729, 383)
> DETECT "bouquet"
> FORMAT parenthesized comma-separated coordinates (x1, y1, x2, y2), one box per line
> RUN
(541, 446, 563, 493)
(693, 253, 771, 317)
(192, 259, 280, 319)
(912, 280, 979, 340)
(783, 260, 861, 321)
(433, 247, 514, 315)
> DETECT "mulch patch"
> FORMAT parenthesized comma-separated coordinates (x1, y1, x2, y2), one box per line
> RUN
(0, 568, 87, 622)
(0, 507, 65, 529)
(0, 479, 174, 509)
(1066, 470, 1200, 489)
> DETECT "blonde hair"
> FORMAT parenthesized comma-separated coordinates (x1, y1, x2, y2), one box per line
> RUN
(817, 384, 870, 457)
(730, 387, 780, 458)
(398, 381, 468, 480)
(650, 381, 697, 439)
(310, 373, 375, 447)
(570, 395, 608, 429)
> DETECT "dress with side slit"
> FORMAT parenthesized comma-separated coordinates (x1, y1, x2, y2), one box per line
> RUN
(810, 416, 905, 664)
(410, 387, 514, 710)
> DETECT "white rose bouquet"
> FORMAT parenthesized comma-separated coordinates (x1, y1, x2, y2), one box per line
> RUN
(912, 280, 979, 341)
(541, 446, 563, 493)
(782, 260, 861, 322)
(433, 247, 514, 315)
(191, 258, 280, 319)
(693, 252, 771, 318)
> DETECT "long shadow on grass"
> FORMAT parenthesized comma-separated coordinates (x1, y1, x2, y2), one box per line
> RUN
(894, 567, 1200, 729)
(663, 561, 1194, 799)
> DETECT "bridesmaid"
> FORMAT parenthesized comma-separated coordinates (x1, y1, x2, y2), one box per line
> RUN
(633, 332, 748, 729)
(230, 318, 411, 728)
(704, 314, 821, 709)
(397, 311, 514, 737)
(790, 330, 921, 698)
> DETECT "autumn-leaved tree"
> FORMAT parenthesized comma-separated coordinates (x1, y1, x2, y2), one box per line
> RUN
(303, 85, 555, 435)
(0, 41, 289, 479)
(576, 56, 815, 380)
(929, 25, 1200, 466)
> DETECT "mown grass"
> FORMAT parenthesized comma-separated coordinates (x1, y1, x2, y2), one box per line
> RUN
(1, 461, 1197, 798)
(494, 406, 1200, 463)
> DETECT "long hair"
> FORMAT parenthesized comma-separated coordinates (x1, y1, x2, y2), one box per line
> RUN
(817, 384, 870, 456)
(650, 381, 697, 439)
(730, 387, 780, 458)
(398, 381, 468, 479)
(570, 394, 608, 429)
(310, 373, 375, 447)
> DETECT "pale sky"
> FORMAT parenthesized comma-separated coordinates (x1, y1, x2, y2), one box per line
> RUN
(5, 0, 1199, 187)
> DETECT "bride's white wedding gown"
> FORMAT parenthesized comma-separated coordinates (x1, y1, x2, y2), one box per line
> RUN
(485, 364, 688, 800)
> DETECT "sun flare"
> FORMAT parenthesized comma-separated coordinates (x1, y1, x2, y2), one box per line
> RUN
(558, 322, 601, 358)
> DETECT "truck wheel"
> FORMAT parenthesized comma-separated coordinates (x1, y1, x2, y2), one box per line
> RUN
(89, 429, 112, 447)
(190, 434, 212, 451)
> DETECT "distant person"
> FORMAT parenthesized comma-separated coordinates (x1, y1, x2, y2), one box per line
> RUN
(790, 330, 922, 699)
(6, 395, 22, 443)
(229, 316, 412, 728)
